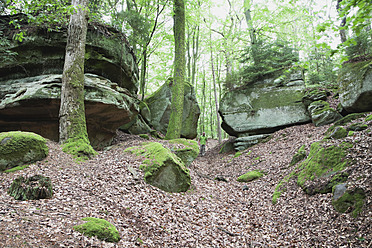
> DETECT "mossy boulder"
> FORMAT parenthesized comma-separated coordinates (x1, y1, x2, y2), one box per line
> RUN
(8, 175, 53, 200)
(219, 139, 235, 154)
(325, 113, 368, 136)
(308, 100, 342, 127)
(289, 145, 306, 166)
(73, 217, 120, 243)
(169, 139, 199, 166)
(297, 141, 353, 189)
(332, 185, 365, 218)
(125, 142, 191, 192)
(338, 59, 372, 113)
(347, 123, 368, 131)
(237, 170, 264, 182)
(325, 126, 348, 140)
(0, 131, 48, 171)
(141, 80, 200, 139)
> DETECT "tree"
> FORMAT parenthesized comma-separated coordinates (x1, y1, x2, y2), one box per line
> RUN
(59, 0, 97, 160)
(165, 0, 186, 140)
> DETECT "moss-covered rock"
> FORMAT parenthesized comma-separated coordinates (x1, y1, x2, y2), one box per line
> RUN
(325, 113, 368, 136)
(139, 134, 150, 140)
(237, 170, 264, 182)
(332, 186, 365, 218)
(8, 175, 53, 200)
(169, 139, 199, 167)
(308, 100, 342, 127)
(289, 145, 306, 166)
(347, 123, 368, 131)
(219, 139, 235, 154)
(302, 89, 329, 108)
(0, 131, 48, 171)
(304, 172, 349, 195)
(297, 141, 352, 187)
(73, 217, 120, 243)
(125, 142, 191, 192)
(325, 126, 348, 140)
(366, 114, 372, 121)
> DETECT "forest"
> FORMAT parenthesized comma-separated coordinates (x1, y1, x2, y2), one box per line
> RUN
(0, 0, 371, 247)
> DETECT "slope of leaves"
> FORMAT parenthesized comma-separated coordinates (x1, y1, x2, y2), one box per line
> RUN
(0, 116, 371, 247)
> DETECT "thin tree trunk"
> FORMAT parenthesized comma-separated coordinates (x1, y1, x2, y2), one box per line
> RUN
(165, 0, 186, 140)
(191, 26, 199, 86)
(59, 0, 96, 159)
(336, 0, 347, 43)
(140, 49, 147, 100)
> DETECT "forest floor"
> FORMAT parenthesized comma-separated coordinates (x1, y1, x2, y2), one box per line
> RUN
(0, 115, 371, 247)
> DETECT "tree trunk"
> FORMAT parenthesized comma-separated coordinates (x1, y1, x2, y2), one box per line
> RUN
(165, 0, 186, 140)
(210, 34, 222, 144)
(336, 0, 347, 43)
(59, 0, 96, 159)
(140, 49, 147, 100)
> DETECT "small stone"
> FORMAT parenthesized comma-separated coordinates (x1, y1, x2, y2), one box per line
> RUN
(242, 185, 249, 191)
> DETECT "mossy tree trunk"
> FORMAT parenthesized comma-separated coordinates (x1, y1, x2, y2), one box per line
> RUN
(165, 0, 186, 140)
(59, 0, 96, 159)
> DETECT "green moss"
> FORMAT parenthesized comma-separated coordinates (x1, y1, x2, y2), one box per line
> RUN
(332, 188, 365, 218)
(272, 169, 298, 204)
(289, 145, 306, 166)
(347, 123, 368, 131)
(73, 217, 120, 243)
(297, 141, 352, 187)
(348, 131, 355, 136)
(0, 131, 48, 171)
(366, 114, 372, 121)
(139, 134, 150, 140)
(325, 126, 348, 140)
(8, 175, 53, 200)
(62, 137, 98, 162)
(4, 164, 30, 173)
(234, 151, 243, 158)
(169, 138, 199, 166)
(237, 170, 264, 182)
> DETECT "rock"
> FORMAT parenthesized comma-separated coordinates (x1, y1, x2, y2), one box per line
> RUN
(325, 113, 368, 136)
(237, 170, 264, 182)
(0, 131, 48, 171)
(304, 172, 349, 195)
(289, 145, 306, 166)
(0, 14, 139, 94)
(120, 115, 152, 135)
(169, 139, 199, 167)
(73, 217, 120, 243)
(325, 126, 348, 139)
(302, 89, 329, 108)
(125, 142, 191, 192)
(219, 76, 310, 137)
(234, 134, 270, 151)
(347, 122, 368, 131)
(332, 187, 366, 218)
(338, 59, 372, 113)
(141, 80, 200, 139)
(8, 175, 53, 200)
(308, 100, 342, 127)
(215, 176, 228, 182)
(219, 138, 236, 154)
(297, 141, 353, 189)
(0, 74, 138, 149)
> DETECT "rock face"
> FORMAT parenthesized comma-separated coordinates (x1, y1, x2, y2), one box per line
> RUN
(219, 75, 310, 138)
(338, 59, 372, 113)
(308, 100, 342, 127)
(0, 14, 139, 94)
(125, 142, 191, 193)
(141, 80, 200, 139)
(0, 74, 139, 148)
(0, 131, 48, 171)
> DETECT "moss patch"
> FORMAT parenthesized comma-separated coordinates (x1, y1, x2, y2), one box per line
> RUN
(4, 164, 30, 173)
(237, 170, 264, 182)
(365, 114, 372, 121)
(0, 131, 48, 171)
(325, 126, 348, 140)
(332, 188, 365, 218)
(169, 138, 199, 166)
(139, 134, 150, 140)
(61, 137, 98, 162)
(289, 145, 306, 166)
(73, 217, 120, 243)
(8, 175, 53, 200)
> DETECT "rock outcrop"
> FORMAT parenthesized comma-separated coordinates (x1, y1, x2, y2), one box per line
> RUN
(219, 73, 310, 139)
(307, 100, 342, 127)
(0, 14, 139, 94)
(0, 74, 138, 148)
(0, 131, 48, 171)
(338, 59, 372, 113)
(141, 80, 200, 139)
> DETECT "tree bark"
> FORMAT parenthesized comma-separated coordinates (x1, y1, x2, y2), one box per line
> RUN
(59, 0, 96, 159)
(165, 0, 185, 140)
(336, 0, 347, 43)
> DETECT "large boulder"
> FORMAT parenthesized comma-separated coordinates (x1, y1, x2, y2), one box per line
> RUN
(125, 142, 191, 192)
(219, 75, 310, 137)
(0, 131, 48, 171)
(338, 59, 372, 113)
(141, 80, 200, 139)
(0, 14, 139, 94)
(307, 100, 342, 127)
(0, 74, 139, 149)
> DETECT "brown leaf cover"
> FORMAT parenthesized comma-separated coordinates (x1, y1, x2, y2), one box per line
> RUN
(0, 114, 371, 247)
